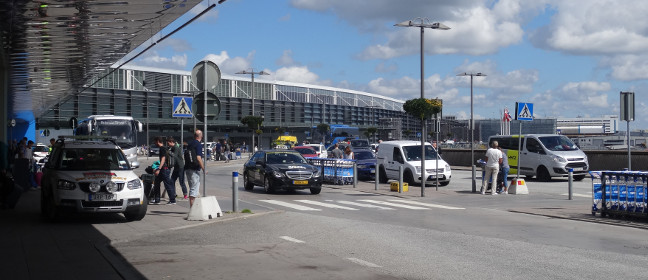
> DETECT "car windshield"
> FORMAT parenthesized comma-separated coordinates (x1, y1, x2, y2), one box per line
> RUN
(266, 152, 307, 164)
(354, 150, 375, 160)
(57, 148, 130, 170)
(402, 145, 439, 161)
(351, 140, 369, 148)
(294, 148, 315, 155)
(539, 136, 579, 151)
(33, 146, 49, 152)
(309, 146, 321, 152)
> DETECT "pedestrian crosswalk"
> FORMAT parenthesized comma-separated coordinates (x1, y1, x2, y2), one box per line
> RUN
(258, 199, 465, 212)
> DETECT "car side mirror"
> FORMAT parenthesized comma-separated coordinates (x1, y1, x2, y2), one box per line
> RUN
(255, 160, 264, 167)
(131, 161, 140, 169)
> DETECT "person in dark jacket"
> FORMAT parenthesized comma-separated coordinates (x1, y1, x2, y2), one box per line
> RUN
(167, 137, 187, 200)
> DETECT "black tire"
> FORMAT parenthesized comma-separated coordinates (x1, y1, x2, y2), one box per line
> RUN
(310, 187, 322, 194)
(537, 166, 551, 182)
(41, 188, 59, 222)
(574, 175, 585, 181)
(244, 173, 254, 191)
(404, 170, 415, 186)
(264, 177, 274, 194)
(378, 165, 388, 184)
(124, 197, 148, 221)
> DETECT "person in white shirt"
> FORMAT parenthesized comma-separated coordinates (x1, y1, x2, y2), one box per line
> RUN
(481, 141, 503, 195)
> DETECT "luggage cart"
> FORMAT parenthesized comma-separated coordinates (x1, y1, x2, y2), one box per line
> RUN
(593, 171, 648, 219)
(308, 158, 355, 185)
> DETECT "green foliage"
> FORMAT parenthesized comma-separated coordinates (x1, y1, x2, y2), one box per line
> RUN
(403, 98, 442, 120)
(255, 129, 263, 135)
(316, 123, 330, 134)
(241, 209, 252, 214)
(240, 116, 264, 130)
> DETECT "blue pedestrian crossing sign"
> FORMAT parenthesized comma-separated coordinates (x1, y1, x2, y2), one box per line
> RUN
(515, 102, 534, 121)
(172, 96, 193, 118)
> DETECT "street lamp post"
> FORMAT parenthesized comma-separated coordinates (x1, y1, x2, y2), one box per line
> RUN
(395, 18, 450, 197)
(236, 69, 269, 154)
(457, 72, 486, 193)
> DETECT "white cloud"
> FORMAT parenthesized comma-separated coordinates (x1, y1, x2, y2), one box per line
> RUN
(276, 50, 298, 67)
(136, 51, 188, 69)
(530, 81, 612, 118)
(272, 66, 320, 84)
(202, 51, 254, 75)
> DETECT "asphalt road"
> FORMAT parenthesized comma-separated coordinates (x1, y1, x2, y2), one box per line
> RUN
(113, 158, 648, 279)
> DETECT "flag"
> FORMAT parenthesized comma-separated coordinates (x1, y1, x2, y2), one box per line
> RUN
(503, 108, 512, 122)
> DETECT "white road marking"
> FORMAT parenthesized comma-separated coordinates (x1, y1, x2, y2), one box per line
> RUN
(295, 200, 359, 210)
(333, 200, 394, 210)
(388, 199, 465, 210)
(259, 200, 321, 211)
(357, 199, 429, 210)
(561, 193, 591, 198)
(346, 257, 381, 268)
(280, 236, 305, 243)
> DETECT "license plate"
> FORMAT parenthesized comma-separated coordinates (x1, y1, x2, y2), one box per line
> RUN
(427, 175, 437, 180)
(572, 167, 583, 171)
(293, 180, 308, 185)
(89, 193, 115, 201)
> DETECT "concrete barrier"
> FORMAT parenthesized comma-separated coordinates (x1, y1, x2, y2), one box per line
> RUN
(186, 196, 223, 221)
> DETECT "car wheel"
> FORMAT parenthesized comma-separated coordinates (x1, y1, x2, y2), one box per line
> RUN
(574, 175, 585, 181)
(310, 187, 322, 194)
(244, 173, 254, 191)
(124, 197, 148, 221)
(404, 169, 415, 186)
(41, 188, 59, 221)
(264, 177, 274, 194)
(537, 166, 551, 182)
(379, 165, 388, 184)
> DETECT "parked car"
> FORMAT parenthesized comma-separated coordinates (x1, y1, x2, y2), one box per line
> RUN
(148, 145, 159, 156)
(354, 149, 377, 180)
(376, 140, 451, 186)
(292, 146, 318, 158)
(40, 137, 147, 221)
(33, 143, 49, 167)
(306, 143, 327, 158)
(350, 139, 371, 150)
(243, 150, 322, 194)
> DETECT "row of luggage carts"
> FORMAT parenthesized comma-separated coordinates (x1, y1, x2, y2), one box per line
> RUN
(590, 171, 648, 217)
(307, 158, 355, 185)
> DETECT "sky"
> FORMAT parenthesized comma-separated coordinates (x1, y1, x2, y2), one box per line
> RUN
(119, 0, 648, 131)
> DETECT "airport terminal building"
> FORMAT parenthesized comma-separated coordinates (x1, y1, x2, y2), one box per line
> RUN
(36, 65, 414, 146)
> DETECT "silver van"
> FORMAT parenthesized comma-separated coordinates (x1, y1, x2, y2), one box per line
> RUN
(488, 134, 588, 181)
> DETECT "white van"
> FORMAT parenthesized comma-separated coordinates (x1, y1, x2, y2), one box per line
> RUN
(488, 134, 588, 182)
(376, 140, 451, 186)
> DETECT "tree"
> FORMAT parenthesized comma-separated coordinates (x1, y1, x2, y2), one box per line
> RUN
(316, 123, 330, 144)
(240, 116, 264, 130)
(403, 98, 442, 120)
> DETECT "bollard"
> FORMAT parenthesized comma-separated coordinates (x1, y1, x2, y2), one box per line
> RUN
(568, 168, 573, 200)
(353, 162, 357, 188)
(399, 165, 404, 193)
(375, 163, 379, 191)
(232, 172, 239, 212)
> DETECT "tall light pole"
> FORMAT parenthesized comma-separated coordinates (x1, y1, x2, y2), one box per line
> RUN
(457, 72, 486, 193)
(236, 69, 269, 154)
(395, 18, 450, 197)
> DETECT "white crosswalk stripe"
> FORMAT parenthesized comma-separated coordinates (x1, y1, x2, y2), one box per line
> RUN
(294, 200, 359, 210)
(356, 199, 430, 209)
(331, 200, 394, 210)
(561, 193, 591, 198)
(388, 199, 465, 210)
(259, 200, 321, 211)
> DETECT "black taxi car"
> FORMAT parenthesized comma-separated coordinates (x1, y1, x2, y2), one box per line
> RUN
(243, 150, 322, 194)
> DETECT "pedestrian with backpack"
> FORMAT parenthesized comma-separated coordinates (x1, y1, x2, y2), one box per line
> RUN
(167, 137, 188, 200)
(185, 130, 205, 207)
(151, 137, 176, 205)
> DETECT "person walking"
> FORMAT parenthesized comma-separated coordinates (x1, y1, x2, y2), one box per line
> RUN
(330, 143, 343, 159)
(481, 141, 503, 195)
(151, 137, 176, 205)
(167, 137, 188, 200)
(498, 147, 510, 194)
(343, 146, 354, 159)
(185, 130, 205, 207)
